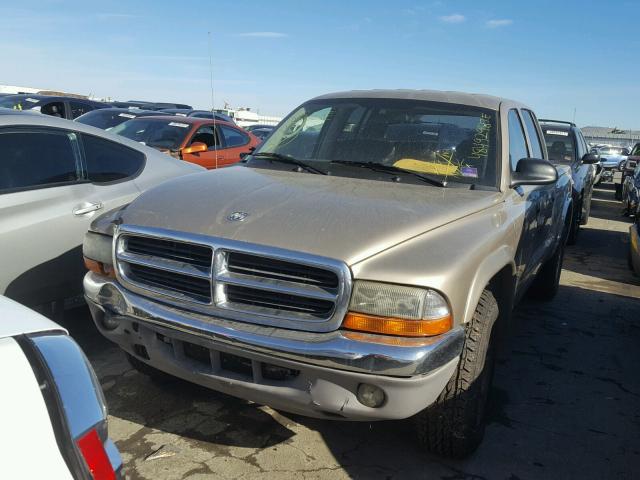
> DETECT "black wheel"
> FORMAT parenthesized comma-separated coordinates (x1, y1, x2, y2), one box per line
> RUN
(529, 240, 564, 301)
(566, 199, 582, 245)
(413, 289, 498, 458)
(125, 352, 176, 384)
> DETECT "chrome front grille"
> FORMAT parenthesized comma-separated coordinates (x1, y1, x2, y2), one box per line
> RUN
(226, 252, 339, 289)
(117, 235, 213, 304)
(115, 226, 351, 332)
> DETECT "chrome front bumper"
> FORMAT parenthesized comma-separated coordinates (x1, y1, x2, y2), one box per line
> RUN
(84, 272, 463, 420)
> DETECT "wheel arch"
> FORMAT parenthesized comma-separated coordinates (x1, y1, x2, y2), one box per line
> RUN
(462, 246, 516, 329)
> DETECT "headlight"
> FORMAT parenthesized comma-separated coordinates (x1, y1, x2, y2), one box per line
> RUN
(83, 231, 115, 277)
(342, 281, 452, 337)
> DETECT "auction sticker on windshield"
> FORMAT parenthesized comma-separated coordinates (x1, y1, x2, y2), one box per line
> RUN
(118, 113, 136, 119)
(168, 122, 190, 128)
(546, 130, 569, 136)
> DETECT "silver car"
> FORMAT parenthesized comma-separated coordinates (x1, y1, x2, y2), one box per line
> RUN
(0, 111, 203, 309)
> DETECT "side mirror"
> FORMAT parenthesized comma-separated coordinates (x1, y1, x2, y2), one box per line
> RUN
(581, 153, 600, 164)
(182, 142, 207, 155)
(239, 152, 249, 160)
(510, 158, 558, 188)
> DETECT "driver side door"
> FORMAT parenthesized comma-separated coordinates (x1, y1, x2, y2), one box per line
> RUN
(181, 125, 221, 169)
(510, 109, 547, 292)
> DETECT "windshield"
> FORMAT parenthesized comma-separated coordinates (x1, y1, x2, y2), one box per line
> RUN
(0, 95, 41, 110)
(110, 118, 192, 149)
(252, 98, 499, 187)
(76, 110, 139, 130)
(631, 144, 640, 156)
(600, 147, 625, 155)
(542, 129, 575, 164)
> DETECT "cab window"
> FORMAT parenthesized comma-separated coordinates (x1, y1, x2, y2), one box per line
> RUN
(0, 129, 80, 192)
(521, 110, 544, 159)
(70, 101, 93, 119)
(190, 126, 219, 149)
(508, 110, 529, 170)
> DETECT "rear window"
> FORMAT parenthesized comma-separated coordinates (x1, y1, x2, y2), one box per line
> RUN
(76, 110, 137, 130)
(110, 118, 192, 150)
(81, 134, 145, 182)
(542, 129, 575, 164)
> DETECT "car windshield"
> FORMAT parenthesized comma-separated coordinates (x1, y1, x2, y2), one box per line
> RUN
(252, 98, 499, 187)
(76, 110, 139, 130)
(600, 147, 625, 155)
(542, 129, 575, 164)
(631, 144, 640, 156)
(0, 95, 41, 110)
(110, 118, 192, 149)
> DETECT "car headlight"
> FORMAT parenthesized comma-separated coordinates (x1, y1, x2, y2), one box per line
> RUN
(342, 281, 452, 337)
(83, 231, 115, 278)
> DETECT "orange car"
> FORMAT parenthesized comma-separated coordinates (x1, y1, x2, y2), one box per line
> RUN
(111, 116, 260, 169)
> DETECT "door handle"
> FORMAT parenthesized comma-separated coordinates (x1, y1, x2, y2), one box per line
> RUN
(73, 202, 103, 216)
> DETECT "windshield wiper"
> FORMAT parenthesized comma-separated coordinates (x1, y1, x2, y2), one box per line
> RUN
(253, 152, 327, 175)
(330, 160, 447, 187)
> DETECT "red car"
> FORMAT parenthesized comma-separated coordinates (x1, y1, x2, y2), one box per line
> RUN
(111, 116, 260, 169)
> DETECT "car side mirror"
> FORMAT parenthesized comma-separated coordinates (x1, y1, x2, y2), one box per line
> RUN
(182, 142, 207, 155)
(581, 153, 600, 164)
(510, 158, 558, 188)
(239, 152, 249, 160)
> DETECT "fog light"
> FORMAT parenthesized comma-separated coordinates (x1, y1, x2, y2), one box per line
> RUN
(357, 383, 385, 408)
(101, 315, 120, 331)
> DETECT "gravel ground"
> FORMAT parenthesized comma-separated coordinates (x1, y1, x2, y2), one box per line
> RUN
(62, 183, 640, 480)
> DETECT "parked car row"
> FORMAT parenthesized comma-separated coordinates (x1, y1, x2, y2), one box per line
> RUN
(4, 88, 621, 469)
(0, 94, 110, 120)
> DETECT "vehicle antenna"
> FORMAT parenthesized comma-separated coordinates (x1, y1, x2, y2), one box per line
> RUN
(208, 31, 218, 169)
(572, 107, 576, 124)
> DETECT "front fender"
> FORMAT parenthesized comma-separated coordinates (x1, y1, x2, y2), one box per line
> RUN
(351, 202, 517, 327)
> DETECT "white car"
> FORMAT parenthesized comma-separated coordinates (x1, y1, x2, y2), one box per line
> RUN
(0, 295, 122, 478)
(0, 111, 204, 309)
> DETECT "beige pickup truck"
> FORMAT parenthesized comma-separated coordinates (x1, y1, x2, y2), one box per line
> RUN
(83, 90, 572, 457)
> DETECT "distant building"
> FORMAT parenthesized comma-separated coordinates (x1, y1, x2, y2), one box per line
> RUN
(581, 126, 640, 147)
(0, 85, 42, 94)
(215, 107, 281, 127)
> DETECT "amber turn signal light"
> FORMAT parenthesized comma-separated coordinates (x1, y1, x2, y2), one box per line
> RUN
(84, 257, 115, 278)
(342, 312, 452, 337)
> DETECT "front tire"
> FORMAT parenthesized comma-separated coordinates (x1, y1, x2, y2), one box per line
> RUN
(566, 198, 582, 245)
(413, 290, 499, 458)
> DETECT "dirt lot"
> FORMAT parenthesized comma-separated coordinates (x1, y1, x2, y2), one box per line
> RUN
(62, 183, 640, 480)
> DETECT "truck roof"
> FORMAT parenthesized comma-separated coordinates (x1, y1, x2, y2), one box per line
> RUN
(311, 89, 524, 111)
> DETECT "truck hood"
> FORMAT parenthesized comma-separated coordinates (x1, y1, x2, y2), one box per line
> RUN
(120, 167, 503, 265)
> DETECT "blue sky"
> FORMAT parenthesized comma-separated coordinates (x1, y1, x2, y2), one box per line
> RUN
(2, 1, 638, 127)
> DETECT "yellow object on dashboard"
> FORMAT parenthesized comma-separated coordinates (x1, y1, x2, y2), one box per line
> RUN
(394, 159, 458, 175)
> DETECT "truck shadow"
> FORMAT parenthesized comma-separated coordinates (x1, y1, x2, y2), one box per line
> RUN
(61, 280, 640, 479)
(277, 283, 640, 479)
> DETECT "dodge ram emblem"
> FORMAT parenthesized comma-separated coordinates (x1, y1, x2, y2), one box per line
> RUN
(227, 211, 249, 222)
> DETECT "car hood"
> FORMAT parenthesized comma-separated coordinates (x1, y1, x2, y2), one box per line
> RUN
(119, 167, 503, 265)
